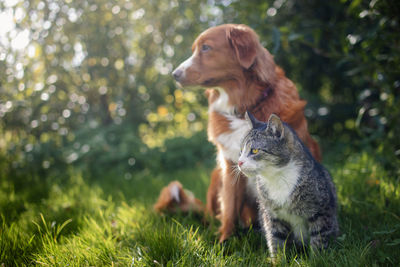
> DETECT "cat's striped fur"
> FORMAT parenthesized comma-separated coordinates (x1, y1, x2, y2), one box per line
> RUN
(238, 113, 338, 257)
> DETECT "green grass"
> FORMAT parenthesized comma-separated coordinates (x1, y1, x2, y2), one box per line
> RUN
(1, 151, 400, 266)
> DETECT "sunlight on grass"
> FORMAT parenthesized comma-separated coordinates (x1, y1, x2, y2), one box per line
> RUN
(1, 153, 400, 266)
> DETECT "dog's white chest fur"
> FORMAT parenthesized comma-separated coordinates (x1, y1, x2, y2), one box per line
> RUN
(210, 89, 251, 163)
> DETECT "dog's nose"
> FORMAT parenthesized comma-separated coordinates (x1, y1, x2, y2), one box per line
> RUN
(238, 161, 244, 167)
(172, 69, 183, 80)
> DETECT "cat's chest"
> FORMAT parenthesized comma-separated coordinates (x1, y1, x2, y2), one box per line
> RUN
(276, 206, 308, 240)
(256, 161, 300, 206)
(257, 163, 308, 239)
(208, 89, 250, 163)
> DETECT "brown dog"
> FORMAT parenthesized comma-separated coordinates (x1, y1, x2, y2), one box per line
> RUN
(164, 24, 320, 242)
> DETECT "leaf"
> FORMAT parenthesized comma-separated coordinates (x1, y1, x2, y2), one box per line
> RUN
(288, 33, 302, 42)
(373, 229, 397, 235)
(337, 233, 346, 241)
(349, 0, 362, 11)
(387, 239, 400, 246)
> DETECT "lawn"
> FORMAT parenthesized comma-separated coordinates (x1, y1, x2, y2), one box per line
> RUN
(1, 149, 399, 266)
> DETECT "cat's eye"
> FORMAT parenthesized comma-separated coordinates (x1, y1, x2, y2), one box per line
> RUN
(251, 148, 259, 154)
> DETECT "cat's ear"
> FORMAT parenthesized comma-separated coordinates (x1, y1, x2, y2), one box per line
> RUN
(244, 111, 256, 128)
(266, 114, 284, 139)
(245, 111, 267, 130)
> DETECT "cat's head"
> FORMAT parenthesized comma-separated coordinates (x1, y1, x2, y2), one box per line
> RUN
(238, 112, 294, 176)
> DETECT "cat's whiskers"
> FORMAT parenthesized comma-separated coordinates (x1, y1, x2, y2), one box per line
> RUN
(230, 165, 242, 185)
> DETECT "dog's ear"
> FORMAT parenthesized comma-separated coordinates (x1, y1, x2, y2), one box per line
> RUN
(227, 24, 277, 85)
(227, 25, 258, 69)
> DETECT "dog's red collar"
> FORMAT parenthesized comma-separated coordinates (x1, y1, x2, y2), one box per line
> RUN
(234, 86, 272, 118)
(249, 85, 272, 114)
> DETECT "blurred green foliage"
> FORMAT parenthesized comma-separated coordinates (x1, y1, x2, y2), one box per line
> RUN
(0, 0, 399, 177)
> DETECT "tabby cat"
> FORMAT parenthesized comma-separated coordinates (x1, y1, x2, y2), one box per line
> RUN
(238, 113, 338, 257)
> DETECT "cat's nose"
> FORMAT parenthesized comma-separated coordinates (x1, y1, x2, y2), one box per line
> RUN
(238, 161, 244, 167)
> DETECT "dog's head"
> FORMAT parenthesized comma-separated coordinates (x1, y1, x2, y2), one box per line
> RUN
(172, 24, 276, 88)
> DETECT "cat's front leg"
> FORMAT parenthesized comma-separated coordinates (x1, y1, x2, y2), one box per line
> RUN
(308, 212, 338, 250)
(261, 209, 292, 258)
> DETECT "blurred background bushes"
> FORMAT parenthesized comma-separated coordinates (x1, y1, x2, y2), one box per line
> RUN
(0, 0, 399, 179)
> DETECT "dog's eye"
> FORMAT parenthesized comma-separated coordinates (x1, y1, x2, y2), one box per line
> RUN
(251, 148, 259, 155)
(201, 44, 211, 52)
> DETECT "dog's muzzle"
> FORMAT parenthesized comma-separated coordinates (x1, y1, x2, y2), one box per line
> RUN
(172, 68, 183, 81)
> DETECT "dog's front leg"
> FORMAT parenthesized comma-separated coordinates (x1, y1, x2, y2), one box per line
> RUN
(206, 167, 222, 218)
(218, 159, 246, 242)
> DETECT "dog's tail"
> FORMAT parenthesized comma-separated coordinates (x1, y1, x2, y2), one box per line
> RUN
(153, 181, 204, 214)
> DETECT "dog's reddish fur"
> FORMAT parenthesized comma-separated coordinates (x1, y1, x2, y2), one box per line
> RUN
(166, 24, 321, 242)
(154, 181, 204, 213)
